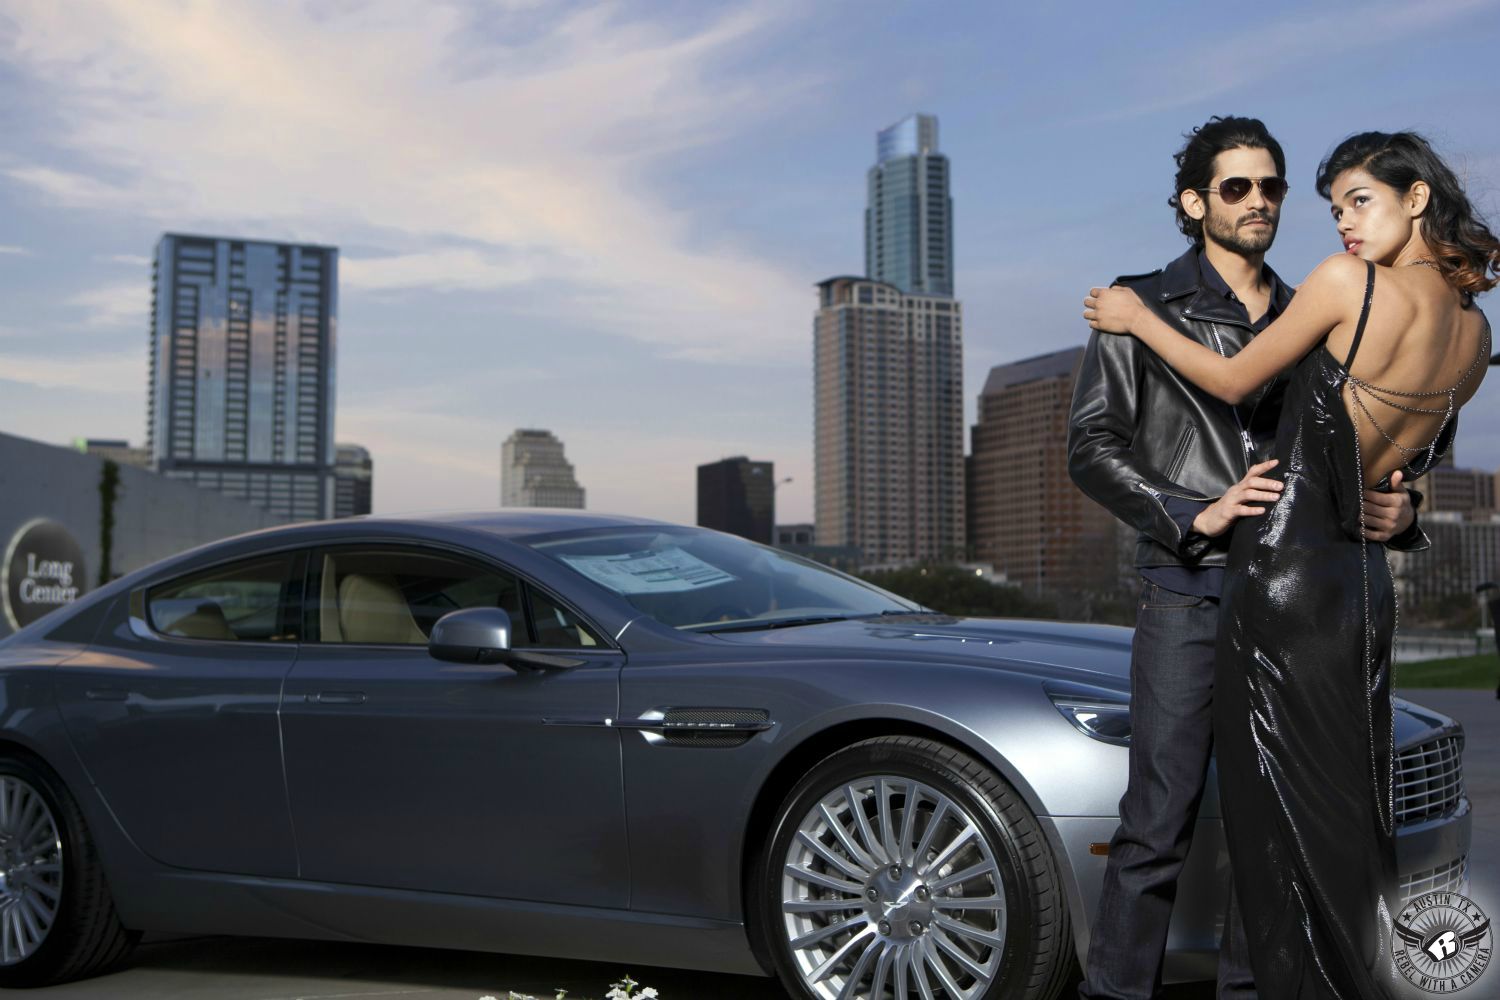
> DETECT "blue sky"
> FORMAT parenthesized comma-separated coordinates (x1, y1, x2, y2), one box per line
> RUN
(2, 0, 1499, 524)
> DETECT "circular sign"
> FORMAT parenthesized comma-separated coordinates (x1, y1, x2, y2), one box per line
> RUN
(1393, 889, 1492, 992)
(2, 520, 88, 631)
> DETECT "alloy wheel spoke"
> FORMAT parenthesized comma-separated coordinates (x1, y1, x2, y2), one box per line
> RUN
(16, 873, 61, 903)
(810, 924, 876, 984)
(924, 823, 977, 875)
(929, 859, 997, 893)
(784, 897, 867, 915)
(870, 943, 894, 999)
(909, 940, 937, 1000)
(16, 896, 44, 944)
(893, 944, 911, 1000)
(911, 800, 950, 867)
(921, 937, 970, 999)
(844, 784, 889, 866)
(898, 789, 922, 866)
(932, 925, 992, 982)
(792, 913, 869, 951)
(835, 932, 881, 1000)
(821, 802, 879, 872)
(785, 864, 865, 896)
(877, 779, 901, 865)
(931, 894, 1005, 911)
(934, 911, 1003, 948)
(797, 830, 869, 882)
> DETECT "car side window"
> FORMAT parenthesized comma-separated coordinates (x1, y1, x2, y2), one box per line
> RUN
(312, 548, 601, 649)
(147, 555, 298, 642)
(529, 589, 601, 648)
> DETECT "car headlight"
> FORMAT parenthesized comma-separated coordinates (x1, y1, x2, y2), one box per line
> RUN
(1049, 695, 1132, 746)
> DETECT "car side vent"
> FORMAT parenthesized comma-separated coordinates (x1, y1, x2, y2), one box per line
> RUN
(653, 707, 773, 749)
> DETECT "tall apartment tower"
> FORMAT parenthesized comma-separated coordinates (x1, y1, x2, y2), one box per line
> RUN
(968, 348, 1120, 591)
(697, 457, 774, 544)
(814, 277, 964, 566)
(501, 429, 585, 508)
(865, 113, 953, 297)
(148, 233, 338, 521)
(333, 443, 373, 518)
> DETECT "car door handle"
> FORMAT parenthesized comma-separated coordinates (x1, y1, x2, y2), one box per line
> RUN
(308, 691, 367, 705)
(85, 688, 129, 702)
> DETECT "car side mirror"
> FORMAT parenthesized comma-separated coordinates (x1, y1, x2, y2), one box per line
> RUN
(429, 607, 513, 664)
(428, 608, 586, 671)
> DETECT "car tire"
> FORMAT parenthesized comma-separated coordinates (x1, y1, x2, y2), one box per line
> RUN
(755, 735, 1073, 1000)
(0, 753, 139, 987)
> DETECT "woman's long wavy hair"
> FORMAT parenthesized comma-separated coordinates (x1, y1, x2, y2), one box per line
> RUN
(1316, 131, 1500, 297)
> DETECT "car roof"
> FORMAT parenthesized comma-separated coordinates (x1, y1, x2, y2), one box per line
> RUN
(312, 508, 680, 540)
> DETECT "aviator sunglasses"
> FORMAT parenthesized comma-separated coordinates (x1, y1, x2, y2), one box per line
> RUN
(1197, 176, 1289, 205)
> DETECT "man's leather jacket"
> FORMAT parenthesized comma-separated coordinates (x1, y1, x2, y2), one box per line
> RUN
(1068, 247, 1426, 571)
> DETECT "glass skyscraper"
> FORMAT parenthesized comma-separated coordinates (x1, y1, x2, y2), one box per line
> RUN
(865, 113, 953, 297)
(148, 233, 338, 522)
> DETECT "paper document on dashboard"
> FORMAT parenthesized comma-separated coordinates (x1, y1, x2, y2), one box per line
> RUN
(560, 547, 736, 594)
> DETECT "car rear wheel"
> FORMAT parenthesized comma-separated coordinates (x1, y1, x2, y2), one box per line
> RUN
(757, 736, 1073, 1000)
(0, 754, 137, 987)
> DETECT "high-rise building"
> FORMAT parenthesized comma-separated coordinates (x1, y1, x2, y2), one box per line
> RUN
(968, 348, 1120, 593)
(813, 276, 964, 566)
(1389, 511, 1500, 610)
(148, 233, 338, 522)
(697, 457, 774, 543)
(865, 113, 953, 297)
(73, 438, 151, 469)
(501, 429, 585, 508)
(333, 444, 373, 518)
(1421, 452, 1496, 517)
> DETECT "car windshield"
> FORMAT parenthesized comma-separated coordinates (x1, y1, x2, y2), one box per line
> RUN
(525, 526, 920, 631)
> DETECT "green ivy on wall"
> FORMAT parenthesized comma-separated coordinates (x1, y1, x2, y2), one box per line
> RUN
(98, 459, 121, 586)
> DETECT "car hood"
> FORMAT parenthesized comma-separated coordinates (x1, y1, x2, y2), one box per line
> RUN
(711, 615, 1455, 746)
(711, 614, 1134, 692)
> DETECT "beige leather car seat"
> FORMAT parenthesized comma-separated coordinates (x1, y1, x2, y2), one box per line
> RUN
(336, 573, 427, 645)
(165, 602, 236, 640)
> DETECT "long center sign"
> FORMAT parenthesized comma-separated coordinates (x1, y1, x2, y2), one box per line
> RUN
(2, 520, 88, 631)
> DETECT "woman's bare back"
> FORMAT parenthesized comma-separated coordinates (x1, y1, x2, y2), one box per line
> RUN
(1320, 262, 1491, 485)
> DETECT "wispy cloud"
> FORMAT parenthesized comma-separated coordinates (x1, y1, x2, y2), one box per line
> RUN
(1069, 0, 1500, 124)
(68, 280, 148, 330)
(0, 245, 32, 256)
(1, 0, 818, 361)
(0, 350, 144, 392)
(342, 248, 539, 293)
(98, 253, 152, 266)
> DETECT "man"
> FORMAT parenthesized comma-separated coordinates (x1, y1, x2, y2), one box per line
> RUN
(1067, 116, 1425, 1000)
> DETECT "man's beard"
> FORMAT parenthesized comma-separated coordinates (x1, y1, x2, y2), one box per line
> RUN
(1205, 209, 1277, 254)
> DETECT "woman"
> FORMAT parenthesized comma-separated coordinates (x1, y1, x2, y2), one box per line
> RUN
(1084, 131, 1496, 998)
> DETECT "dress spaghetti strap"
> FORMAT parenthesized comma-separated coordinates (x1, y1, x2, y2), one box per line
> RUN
(1342, 263, 1491, 471)
(1342, 260, 1376, 370)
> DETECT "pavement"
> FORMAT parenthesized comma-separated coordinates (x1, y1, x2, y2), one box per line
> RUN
(13, 686, 1498, 1000)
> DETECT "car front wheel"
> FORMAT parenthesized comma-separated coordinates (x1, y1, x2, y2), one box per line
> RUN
(757, 735, 1073, 1000)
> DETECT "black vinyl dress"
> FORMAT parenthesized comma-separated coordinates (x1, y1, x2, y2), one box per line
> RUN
(1213, 261, 1488, 998)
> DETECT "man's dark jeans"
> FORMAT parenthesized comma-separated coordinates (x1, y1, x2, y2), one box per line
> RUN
(1077, 582, 1255, 1000)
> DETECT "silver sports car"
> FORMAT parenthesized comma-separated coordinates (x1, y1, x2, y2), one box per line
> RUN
(0, 512, 1471, 998)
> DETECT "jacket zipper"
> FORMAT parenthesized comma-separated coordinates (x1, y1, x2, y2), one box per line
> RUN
(1208, 323, 1259, 469)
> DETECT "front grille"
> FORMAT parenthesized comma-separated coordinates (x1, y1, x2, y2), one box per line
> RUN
(1395, 734, 1465, 825)
(1400, 855, 1468, 902)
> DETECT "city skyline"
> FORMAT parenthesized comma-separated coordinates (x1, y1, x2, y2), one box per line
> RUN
(3, 2, 1500, 527)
